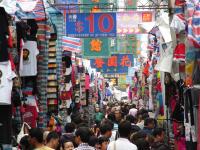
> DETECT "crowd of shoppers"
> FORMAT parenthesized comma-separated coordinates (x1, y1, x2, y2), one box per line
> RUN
(15, 99, 169, 150)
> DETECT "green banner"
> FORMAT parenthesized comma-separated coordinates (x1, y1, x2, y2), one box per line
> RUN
(83, 38, 110, 58)
(81, 0, 117, 12)
(110, 35, 139, 55)
(125, 0, 137, 9)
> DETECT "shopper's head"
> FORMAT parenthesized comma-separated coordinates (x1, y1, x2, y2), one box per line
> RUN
(126, 115, 137, 124)
(65, 123, 76, 133)
(29, 128, 43, 147)
(152, 128, 165, 142)
(144, 118, 155, 129)
(46, 131, 59, 149)
(98, 136, 109, 150)
(75, 127, 92, 145)
(114, 109, 122, 122)
(118, 120, 132, 138)
(62, 139, 74, 150)
(89, 136, 99, 149)
(20, 135, 32, 150)
(100, 121, 113, 138)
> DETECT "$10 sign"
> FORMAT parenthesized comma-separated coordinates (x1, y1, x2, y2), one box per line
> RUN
(66, 13, 117, 38)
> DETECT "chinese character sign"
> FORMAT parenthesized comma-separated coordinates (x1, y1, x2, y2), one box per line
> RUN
(90, 54, 133, 73)
(117, 11, 155, 34)
(66, 13, 117, 38)
(83, 38, 110, 58)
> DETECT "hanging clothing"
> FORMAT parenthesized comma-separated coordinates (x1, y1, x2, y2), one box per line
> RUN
(0, 61, 16, 104)
(184, 89, 197, 150)
(197, 92, 200, 150)
(19, 41, 39, 76)
(0, 7, 9, 62)
(0, 105, 12, 144)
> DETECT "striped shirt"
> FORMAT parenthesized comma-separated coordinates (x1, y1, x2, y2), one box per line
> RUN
(74, 143, 95, 150)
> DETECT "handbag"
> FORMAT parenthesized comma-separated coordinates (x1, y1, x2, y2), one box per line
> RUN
(17, 122, 31, 144)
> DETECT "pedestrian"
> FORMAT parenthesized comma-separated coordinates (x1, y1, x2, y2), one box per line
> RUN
(20, 135, 33, 150)
(142, 118, 155, 135)
(99, 119, 113, 139)
(61, 139, 74, 150)
(98, 136, 109, 150)
(94, 105, 104, 125)
(151, 128, 169, 150)
(60, 123, 75, 147)
(130, 131, 150, 150)
(29, 128, 53, 150)
(129, 104, 138, 117)
(46, 131, 59, 150)
(126, 115, 141, 133)
(74, 127, 95, 150)
(107, 120, 137, 150)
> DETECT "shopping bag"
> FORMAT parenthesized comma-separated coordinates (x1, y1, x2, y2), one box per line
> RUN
(17, 122, 31, 144)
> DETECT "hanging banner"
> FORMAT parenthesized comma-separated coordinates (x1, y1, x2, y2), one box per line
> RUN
(55, 0, 79, 13)
(83, 38, 110, 58)
(125, 0, 137, 9)
(117, 11, 155, 34)
(66, 13, 117, 38)
(82, 0, 117, 13)
(118, 74, 127, 85)
(105, 77, 118, 86)
(90, 54, 133, 74)
(110, 35, 141, 55)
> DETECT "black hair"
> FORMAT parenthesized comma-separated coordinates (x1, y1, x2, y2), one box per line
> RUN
(62, 139, 73, 149)
(118, 120, 132, 138)
(88, 136, 99, 147)
(46, 131, 59, 143)
(65, 123, 76, 133)
(29, 128, 43, 143)
(107, 113, 115, 122)
(144, 118, 155, 126)
(152, 128, 165, 137)
(126, 115, 137, 124)
(134, 139, 150, 150)
(20, 135, 30, 150)
(131, 104, 136, 108)
(75, 127, 92, 143)
(100, 123, 113, 135)
(131, 131, 147, 142)
(98, 136, 109, 145)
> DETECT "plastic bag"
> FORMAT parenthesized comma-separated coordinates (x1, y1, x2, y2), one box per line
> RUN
(17, 122, 31, 144)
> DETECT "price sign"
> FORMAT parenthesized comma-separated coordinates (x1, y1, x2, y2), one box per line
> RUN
(66, 13, 117, 38)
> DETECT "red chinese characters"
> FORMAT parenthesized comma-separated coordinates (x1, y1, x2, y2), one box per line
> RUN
(120, 55, 131, 67)
(95, 58, 104, 68)
(107, 56, 117, 67)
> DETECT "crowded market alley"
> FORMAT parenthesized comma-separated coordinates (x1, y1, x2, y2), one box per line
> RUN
(0, 0, 200, 150)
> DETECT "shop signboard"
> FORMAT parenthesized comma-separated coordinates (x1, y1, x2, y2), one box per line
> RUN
(83, 38, 110, 58)
(110, 35, 141, 55)
(66, 13, 117, 38)
(90, 54, 133, 74)
(117, 11, 155, 34)
(105, 77, 118, 86)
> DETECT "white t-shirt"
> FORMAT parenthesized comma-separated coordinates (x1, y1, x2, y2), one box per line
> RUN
(20, 41, 39, 76)
(0, 61, 16, 105)
(107, 138, 138, 150)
